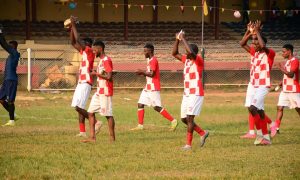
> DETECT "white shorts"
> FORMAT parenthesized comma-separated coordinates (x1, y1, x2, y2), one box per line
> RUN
(245, 83, 269, 110)
(181, 95, 204, 118)
(277, 91, 300, 109)
(71, 83, 92, 109)
(88, 94, 113, 116)
(138, 90, 162, 107)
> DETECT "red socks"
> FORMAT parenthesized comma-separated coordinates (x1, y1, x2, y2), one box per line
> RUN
(194, 124, 205, 136)
(79, 122, 85, 132)
(248, 113, 255, 131)
(265, 115, 272, 124)
(160, 108, 174, 122)
(253, 114, 261, 130)
(186, 132, 193, 146)
(275, 119, 281, 128)
(138, 108, 144, 125)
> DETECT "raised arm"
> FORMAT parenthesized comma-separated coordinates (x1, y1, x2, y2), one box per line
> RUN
(239, 22, 252, 53)
(172, 32, 182, 61)
(254, 20, 269, 54)
(180, 33, 197, 60)
(0, 33, 13, 54)
(70, 16, 84, 52)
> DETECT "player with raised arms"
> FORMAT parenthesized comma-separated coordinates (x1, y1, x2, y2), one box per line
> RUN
(270, 44, 300, 137)
(81, 40, 115, 143)
(0, 25, 19, 126)
(130, 43, 178, 131)
(239, 20, 275, 145)
(68, 16, 102, 137)
(172, 31, 209, 150)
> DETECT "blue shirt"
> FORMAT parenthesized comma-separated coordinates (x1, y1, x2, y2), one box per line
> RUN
(4, 47, 20, 81)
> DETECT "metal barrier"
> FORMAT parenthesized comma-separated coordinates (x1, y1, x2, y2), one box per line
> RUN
(0, 40, 299, 91)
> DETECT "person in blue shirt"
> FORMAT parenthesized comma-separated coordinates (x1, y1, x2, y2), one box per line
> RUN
(0, 27, 20, 126)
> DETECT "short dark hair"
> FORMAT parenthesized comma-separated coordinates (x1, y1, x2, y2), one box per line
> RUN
(262, 36, 267, 44)
(144, 43, 154, 53)
(189, 44, 198, 54)
(82, 37, 93, 46)
(9, 40, 18, 48)
(93, 39, 105, 50)
(283, 44, 294, 53)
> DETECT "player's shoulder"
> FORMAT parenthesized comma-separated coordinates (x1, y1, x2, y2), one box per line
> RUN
(151, 56, 158, 62)
(102, 55, 112, 61)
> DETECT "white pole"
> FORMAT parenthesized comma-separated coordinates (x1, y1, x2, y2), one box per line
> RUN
(27, 48, 31, 92)
(201, 0, 204, 48)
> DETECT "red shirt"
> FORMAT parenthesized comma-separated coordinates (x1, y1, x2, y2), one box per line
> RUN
(96, 56, 113, 96)
(145, 57, 161, 91)
(181, 54, 204, 96)
(249, 47, 275, 88)
(78, 46, 95, 85)
(282, 57, 300, 93)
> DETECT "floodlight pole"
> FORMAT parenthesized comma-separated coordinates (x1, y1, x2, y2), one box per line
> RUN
(27, 48, 31, 92)
(201, 0, 204, 47)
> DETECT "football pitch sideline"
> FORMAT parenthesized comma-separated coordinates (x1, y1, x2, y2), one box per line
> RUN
(0, 90, 299, 179)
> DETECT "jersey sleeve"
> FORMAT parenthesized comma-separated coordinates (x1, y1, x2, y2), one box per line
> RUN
(104, 59, 113, 73)
(267, 49, 276, 69)
(181, 54, 187, 63)
(249, 46, 255, 56)
(290, 58, 299, 73)
(86, 47, 95, 67)
(195, 55, 204, 71)
(149, 58, 158, 72)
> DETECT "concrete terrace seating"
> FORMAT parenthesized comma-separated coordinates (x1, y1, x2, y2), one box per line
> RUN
(0, 20, 236, 44)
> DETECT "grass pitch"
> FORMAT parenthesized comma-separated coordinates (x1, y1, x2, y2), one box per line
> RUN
(0, 89, 299, 179)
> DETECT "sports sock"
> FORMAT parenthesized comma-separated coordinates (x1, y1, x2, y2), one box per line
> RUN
(194, 124, 205, 136)
(260, 118, 268, 135)
(265, 114, 272, 124)
(248, 113, 255, 132)
(275, 119, 281, 128)
(159, 108, 173, 122)
(253, 114, 261, 131)
(79, 122, 85, 132)
(8, 103, 15, 120)
(138, 108, 144, 125)
(186, 132, 193, 146)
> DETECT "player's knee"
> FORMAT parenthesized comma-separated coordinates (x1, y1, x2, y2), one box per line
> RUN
(248, 105, 257, 114)
(277, 106, 284, 112)
(75, 106, 82, 112)
(138, 103, 144, 109)
(181, 118, 187, 124)
(154, 106, 162, 112)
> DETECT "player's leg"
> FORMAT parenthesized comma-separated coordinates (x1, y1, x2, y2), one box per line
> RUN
(241, 83, 256, 138)
(152, 91, 178, 131)
(82, 94, 100, 142)
(295, 107, 300, 116)
(251, 87, 270, 145)
(71, 83, 91, 136)
(185, 115, 195, 148)
(154, 106, 178, 131)
(188, 95, 209, 147)
(271, 91, 289, 137)
(131, 90, 148, 130)
(80, 112, 96, 143)
(2, 80, 17, 127)
(106, 116, 115, 142)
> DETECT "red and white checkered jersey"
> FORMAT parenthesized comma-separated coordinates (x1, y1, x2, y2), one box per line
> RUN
(78, 46, 95, 85)
(249, 47, 275, 88)
(96, 55, 113, 96)
(144, 57, 161, 91)
(282, 57, 300, 93)
(181, 54, 204, 96)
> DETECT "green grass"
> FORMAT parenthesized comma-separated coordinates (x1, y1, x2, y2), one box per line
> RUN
(0, 89, 299, 179)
